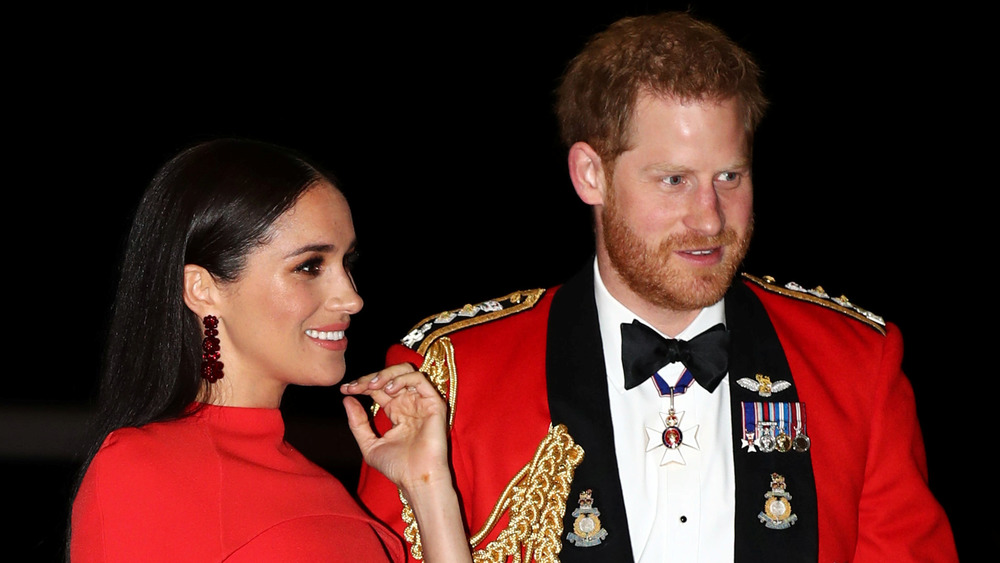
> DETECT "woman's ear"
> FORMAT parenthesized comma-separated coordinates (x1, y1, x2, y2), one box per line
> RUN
(568, 141, 608, 207)
(183, 265, 220, 317)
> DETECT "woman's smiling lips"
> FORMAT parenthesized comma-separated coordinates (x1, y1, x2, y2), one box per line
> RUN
(305, 325, 349, 350)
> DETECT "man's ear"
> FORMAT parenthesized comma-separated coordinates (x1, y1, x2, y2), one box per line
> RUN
(183, 264, 221, 317)
(568, 141, 608, 206)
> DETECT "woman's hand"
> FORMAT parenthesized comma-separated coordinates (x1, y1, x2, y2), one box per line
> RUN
(341, 363, 451, 494)
(342, 364, 471, 563)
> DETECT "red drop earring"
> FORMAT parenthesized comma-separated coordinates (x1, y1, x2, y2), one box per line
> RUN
(201, 315, 224, 382)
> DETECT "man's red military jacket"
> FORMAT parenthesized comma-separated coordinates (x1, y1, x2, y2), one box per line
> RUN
(358, 269, 957, 562)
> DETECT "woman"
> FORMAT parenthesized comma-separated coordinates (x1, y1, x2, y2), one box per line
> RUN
(71, 139, 469, 562)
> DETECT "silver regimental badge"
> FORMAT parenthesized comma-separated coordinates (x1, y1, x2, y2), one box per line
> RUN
(758, 473, 798, 529)
(737, 373, 791, 397)
(567, 489, 608, 547)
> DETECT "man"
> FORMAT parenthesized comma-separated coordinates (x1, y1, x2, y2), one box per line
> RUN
(358, 12, 957, 562)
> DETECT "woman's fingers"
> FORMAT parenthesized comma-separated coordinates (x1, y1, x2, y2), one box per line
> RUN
(340, 362, 416, 394)
(342, 366, 451, 497)
(343, 396, 377, 452)
(342, 364, 442, 415)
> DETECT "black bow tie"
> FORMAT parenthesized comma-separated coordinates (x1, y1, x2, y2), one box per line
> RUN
(620, 321, 730, 392)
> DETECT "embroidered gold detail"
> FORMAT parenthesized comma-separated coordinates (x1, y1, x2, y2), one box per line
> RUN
(756, 374, 772, 395)
(742, 273, 886, 335)
(403, 289, 546, 355)
(398, 490, 423, 560)
(419, 338, 458, 428)
(399, 424, 584, 562)
(389, 288, 554, 560)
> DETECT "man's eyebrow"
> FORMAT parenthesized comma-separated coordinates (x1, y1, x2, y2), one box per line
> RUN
(643, 159, 751, 174)
(726, 158, 752, 170)
(644, 163, 694, 174)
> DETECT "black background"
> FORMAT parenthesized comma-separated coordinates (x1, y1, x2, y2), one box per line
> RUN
(4, 3, 978, 560)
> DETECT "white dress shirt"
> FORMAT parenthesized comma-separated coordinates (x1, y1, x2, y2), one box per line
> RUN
(594, 261, 735, 562)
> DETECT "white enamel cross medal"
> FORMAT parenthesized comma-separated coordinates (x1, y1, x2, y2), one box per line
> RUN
(645, 388, 700, 465)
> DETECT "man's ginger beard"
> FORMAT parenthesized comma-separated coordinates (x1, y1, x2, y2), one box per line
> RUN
(601, 184, 753, 312)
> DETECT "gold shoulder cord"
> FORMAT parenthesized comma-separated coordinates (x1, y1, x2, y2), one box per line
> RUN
(400, 424, 583, 562)
(420, 338, 459, 428)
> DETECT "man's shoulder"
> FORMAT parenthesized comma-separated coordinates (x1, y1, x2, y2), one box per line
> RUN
(739, 272, 888, 336)
(396, 287, 557, 355)
(382, 286, 556, 433)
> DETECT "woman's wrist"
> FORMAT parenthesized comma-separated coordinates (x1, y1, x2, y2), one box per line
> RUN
(400, 473, 471, 563)
(399, 464, 455, 504)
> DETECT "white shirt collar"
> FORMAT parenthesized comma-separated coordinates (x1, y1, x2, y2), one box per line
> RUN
(593, 258, 726, 394)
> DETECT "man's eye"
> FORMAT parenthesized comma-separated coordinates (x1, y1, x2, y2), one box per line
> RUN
(716, 172, 741, 187)
(662, 175, 684, 186)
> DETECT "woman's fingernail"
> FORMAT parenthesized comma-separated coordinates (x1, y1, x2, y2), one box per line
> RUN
(371, 375, 380, 383)
(386, 381, 394, 390)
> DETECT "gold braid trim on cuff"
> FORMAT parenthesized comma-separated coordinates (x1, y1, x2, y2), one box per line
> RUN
(399, 424, 584, 562)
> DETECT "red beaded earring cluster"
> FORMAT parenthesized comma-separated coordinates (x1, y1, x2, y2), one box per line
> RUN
(201, 315, 224, 382)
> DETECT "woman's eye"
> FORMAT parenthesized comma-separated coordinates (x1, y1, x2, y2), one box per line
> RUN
(295, 257, 324, 275)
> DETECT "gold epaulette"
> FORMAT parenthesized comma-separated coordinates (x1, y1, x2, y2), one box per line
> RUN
(400, 289, 546, 355)
(742, 273, 886, 335)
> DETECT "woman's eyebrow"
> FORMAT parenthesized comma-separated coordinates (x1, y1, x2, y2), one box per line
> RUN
(283, 239, 357, 259)
(284, 243, 336, 259)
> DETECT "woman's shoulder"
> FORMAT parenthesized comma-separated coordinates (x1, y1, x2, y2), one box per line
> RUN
(96, 416, 210, 468)
(79, 416, 218, 505)
(71, 416, 222, 560)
